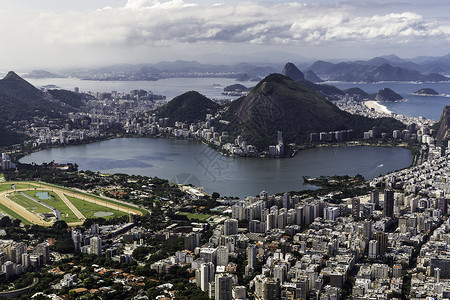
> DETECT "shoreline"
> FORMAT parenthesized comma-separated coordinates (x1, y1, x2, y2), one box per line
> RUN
(363, 100, 393, 115)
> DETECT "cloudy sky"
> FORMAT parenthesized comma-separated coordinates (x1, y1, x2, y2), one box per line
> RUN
(1, 0, 449, 69)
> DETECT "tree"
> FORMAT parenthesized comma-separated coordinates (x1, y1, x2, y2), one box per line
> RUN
(52, 220, 68, 231)
(132, 246, 149, 261)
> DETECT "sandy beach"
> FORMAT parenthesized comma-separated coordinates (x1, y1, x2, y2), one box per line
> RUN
(364, 100, 393, 115)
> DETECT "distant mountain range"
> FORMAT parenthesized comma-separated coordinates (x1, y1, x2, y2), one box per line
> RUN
(29, 53, 450, 83)
(309, 61, 448, 82)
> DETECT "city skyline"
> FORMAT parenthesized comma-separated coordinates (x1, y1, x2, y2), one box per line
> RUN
(0, 0, 449, 69)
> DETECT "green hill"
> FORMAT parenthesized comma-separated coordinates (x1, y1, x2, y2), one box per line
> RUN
(0, 72, 77, 146)
(217, 74, 405, 149)
(48, 89, 89, 108)
(154, 91, 220, 126)
(375, 88, 405, 102)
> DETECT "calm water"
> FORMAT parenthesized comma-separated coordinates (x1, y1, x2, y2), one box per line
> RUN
(20, 138, 413, 198)
(27, 77, 246, 101)
(332, 81, 450, 120)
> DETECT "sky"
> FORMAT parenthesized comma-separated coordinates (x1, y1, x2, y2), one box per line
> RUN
(0, 0, 449, 69)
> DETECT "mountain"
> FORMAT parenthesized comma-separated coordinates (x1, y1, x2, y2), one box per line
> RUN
(0, 72, 75, 146)
(0, 71, 45, 102)
(47, 89, 90, 108)
(24, 70, 65, 79)
(343, 88, 369, 100)
(435, 106, 450, 142)
(304, 70, 323, 83)
(309, 60, 449, 82)
(375, 88, 404, 102)
(281, 63, 304, 81)
(217, 74, 405, 149)
(153, 91, 220, 126)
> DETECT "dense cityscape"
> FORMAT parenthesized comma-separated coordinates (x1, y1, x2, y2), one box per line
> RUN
(0, 69, 448, 299)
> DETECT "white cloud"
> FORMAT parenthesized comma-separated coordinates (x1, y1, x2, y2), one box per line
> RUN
(124, 0, 198, 9)
(0, 1, 448, 68)
(28, 1, 447, 48)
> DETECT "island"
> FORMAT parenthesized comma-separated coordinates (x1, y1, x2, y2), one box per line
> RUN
(413, 88, 439, 96)
(375, 87, 405, 102)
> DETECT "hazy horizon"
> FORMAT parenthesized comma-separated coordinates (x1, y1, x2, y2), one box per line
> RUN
(1, 0, 449, 70)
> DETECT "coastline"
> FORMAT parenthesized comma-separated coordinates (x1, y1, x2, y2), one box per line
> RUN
(363, 100, 393, 115)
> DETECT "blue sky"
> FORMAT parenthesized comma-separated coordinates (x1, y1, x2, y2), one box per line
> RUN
(1, 0, 449, 69)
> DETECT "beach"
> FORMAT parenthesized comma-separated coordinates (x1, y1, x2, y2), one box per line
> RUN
(364, 100, 393, 115)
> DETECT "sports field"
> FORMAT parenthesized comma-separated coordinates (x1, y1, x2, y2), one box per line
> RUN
(0, 181, 148, 226)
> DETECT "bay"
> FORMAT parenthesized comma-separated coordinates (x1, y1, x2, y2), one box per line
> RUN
(332, 81, 450, 120)
(20, 138, 413, 198)
(28, 77, 246, 101)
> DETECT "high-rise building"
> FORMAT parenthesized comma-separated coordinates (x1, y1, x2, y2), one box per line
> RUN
(368, 240, 378, 259)
(184, 232, 199, 252)
(247, 244, 257, 270)
(200, 262, 215, 292)
(274, 264, 288, 283)
(72, 230, 82, 252)
(200, 248, 217, 265)
(437, 198, 448, 214)
(223, 219, 238, 236)
(232, 286, 246, 300)
(363, 221, 372, 239)
(351, 198, 360, 220)
(393, 264, 402, 278)
(36, 242, 50, 265)
(383, 189, 395, 218)
(370, 190, 380, 209)
(263, 279, 280, 300)
(215, 273, 233, 300)
(3, 261, 14, 280)
(375, 232, 387, 256)
(216, 246, 229, 267)
(21, 253, 30, 270)
(90, 237, 102, 256)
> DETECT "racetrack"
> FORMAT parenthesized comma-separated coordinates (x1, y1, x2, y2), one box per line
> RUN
(0, 182, 145, 226)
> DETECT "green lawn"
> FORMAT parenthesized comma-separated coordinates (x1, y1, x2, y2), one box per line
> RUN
(0, 184, 12, 192)
(7, 192, 53, 214)
(35, 182, 149, 216)
(178, 212, 211, 221)
(0, 201, 32, 225)
(0, 183, 31, 192)
(22, 191, 80, 223)
(65, 195, 128, 219)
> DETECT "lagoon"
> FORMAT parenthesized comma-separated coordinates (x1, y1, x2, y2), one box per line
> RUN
(20, 138, 413, 198)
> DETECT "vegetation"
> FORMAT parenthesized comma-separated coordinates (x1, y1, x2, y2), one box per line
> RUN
(7, 192, 53, 214)
(65, 194, 127, 219)
(48, 89, 89, 108)
(22, 190, 79, 223)
(216, 74, 406, 150)
(375, 87, 404, 102)
(153, 91, 220, 126)
(177, 212, 211, 221)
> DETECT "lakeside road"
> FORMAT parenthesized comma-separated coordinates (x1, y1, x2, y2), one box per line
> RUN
(364, 100, 393, 115)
